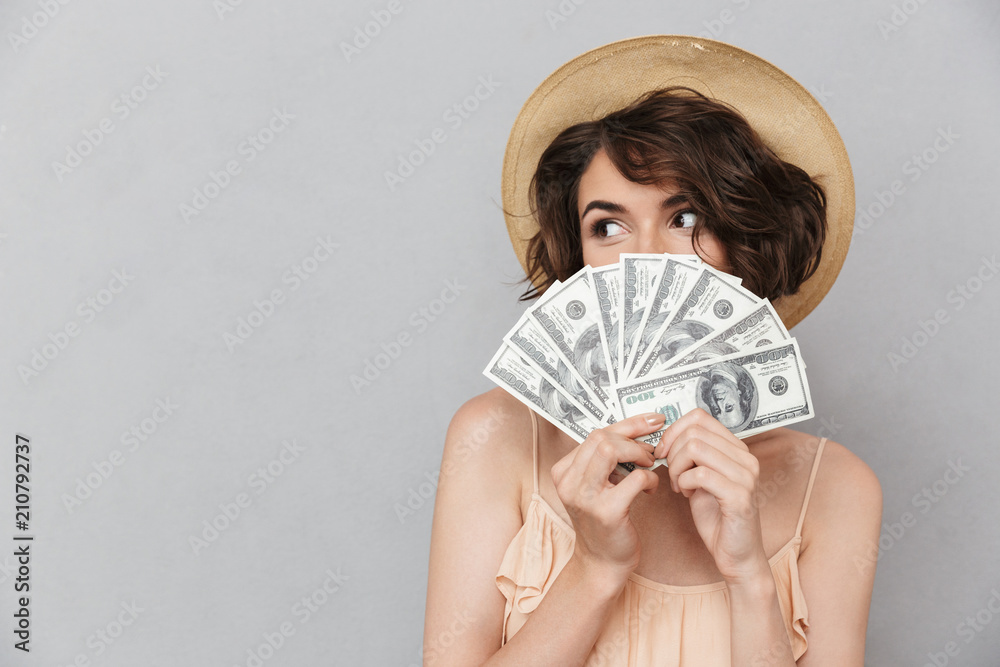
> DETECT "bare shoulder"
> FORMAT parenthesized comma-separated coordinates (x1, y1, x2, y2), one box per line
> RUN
(750, 428, 880, 495)
(755, 429, 882, 548)
(425, 389, 536, 665)
(766, 432, 883, 661)
(811, 437, 882, 493)
(441, 388, 533, 500)
(806, 436, 883, 539)
(747, 428, 882, 548)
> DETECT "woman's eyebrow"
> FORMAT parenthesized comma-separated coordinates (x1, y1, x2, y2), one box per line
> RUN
(661, 193, 689, 209)
(580, 200, 626, 218)
(580, 194, 690, 218)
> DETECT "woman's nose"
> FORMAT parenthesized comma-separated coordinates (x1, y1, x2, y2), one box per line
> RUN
(635, 229, 673, 255)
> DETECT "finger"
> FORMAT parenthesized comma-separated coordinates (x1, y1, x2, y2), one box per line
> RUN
(676, 465, 753, 515)
(549, 442, 580, 485)
(551, 421, 609, 482)
(559, 414, 659, 488)
(608, 467, 660, 505)
(665, 425, 759, 473)
(574, 424, 657, 477)
(655, 408, 750, 459)
(601, 412, 667, 442)
(666, 433, 755, 495)
(558, 417, 650, 482)
(580, 437, 654, 501)
(579, 440, 616, 502)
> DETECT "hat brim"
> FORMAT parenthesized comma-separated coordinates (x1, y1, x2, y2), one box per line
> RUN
(501, 35, 854, 329)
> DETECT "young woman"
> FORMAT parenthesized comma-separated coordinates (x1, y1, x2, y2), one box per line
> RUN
(424, 37, 882, 666)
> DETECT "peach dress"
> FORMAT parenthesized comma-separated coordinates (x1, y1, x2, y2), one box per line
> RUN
(495, 408, 826, 665)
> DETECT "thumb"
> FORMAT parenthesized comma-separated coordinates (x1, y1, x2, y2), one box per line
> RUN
(603, 412, 666, 440)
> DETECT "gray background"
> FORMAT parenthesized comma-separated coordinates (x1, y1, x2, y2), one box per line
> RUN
(1, 0, 998, 665)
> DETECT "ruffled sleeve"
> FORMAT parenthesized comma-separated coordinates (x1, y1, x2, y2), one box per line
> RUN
(495, 499, 576, 643)
(770, 537, 810, 659)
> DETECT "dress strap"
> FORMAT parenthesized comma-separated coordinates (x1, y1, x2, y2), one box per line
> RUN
(795, 437, 828, 538)
(528, 408, 540, 494)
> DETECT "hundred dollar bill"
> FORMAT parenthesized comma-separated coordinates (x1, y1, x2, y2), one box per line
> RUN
(484, 344, 599, 443)
(619, 254, 663, 380)
(614, 340, 813, 472)
(589, 265, 623, 386)
(624, 258, 702, 378)
(631, 266, 759, 379)
(666, 300, 790, 370)
(504, 313, 608, 424)
(529, 270, 616, 413)
(667, 252, 743, 286)
(619, 253, 730, 375)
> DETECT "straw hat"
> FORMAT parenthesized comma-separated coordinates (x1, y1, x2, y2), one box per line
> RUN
(501, 35, 854, 329)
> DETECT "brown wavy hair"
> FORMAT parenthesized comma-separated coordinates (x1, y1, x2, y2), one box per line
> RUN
(519, 86, 827, 302)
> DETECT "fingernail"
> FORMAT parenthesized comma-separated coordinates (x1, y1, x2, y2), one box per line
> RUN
(644, 413, 665, 425)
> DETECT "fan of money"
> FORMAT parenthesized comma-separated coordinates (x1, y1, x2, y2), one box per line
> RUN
(484, 253, 814, 477)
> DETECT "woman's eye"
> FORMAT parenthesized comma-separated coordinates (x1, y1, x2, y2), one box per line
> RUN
(673, 210, 697, 229)
(592, 220, 627, 238)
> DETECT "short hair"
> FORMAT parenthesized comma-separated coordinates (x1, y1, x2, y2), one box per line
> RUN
(519, 86, 827, 302)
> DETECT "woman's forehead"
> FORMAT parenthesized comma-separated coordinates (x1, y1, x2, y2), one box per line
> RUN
(577, 152, 685, 212)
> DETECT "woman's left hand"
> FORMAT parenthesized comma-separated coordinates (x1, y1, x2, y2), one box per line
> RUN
(652, 408, 769, 584)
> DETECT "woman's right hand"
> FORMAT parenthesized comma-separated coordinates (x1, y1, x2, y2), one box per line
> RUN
(549, 412, 666, 583)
